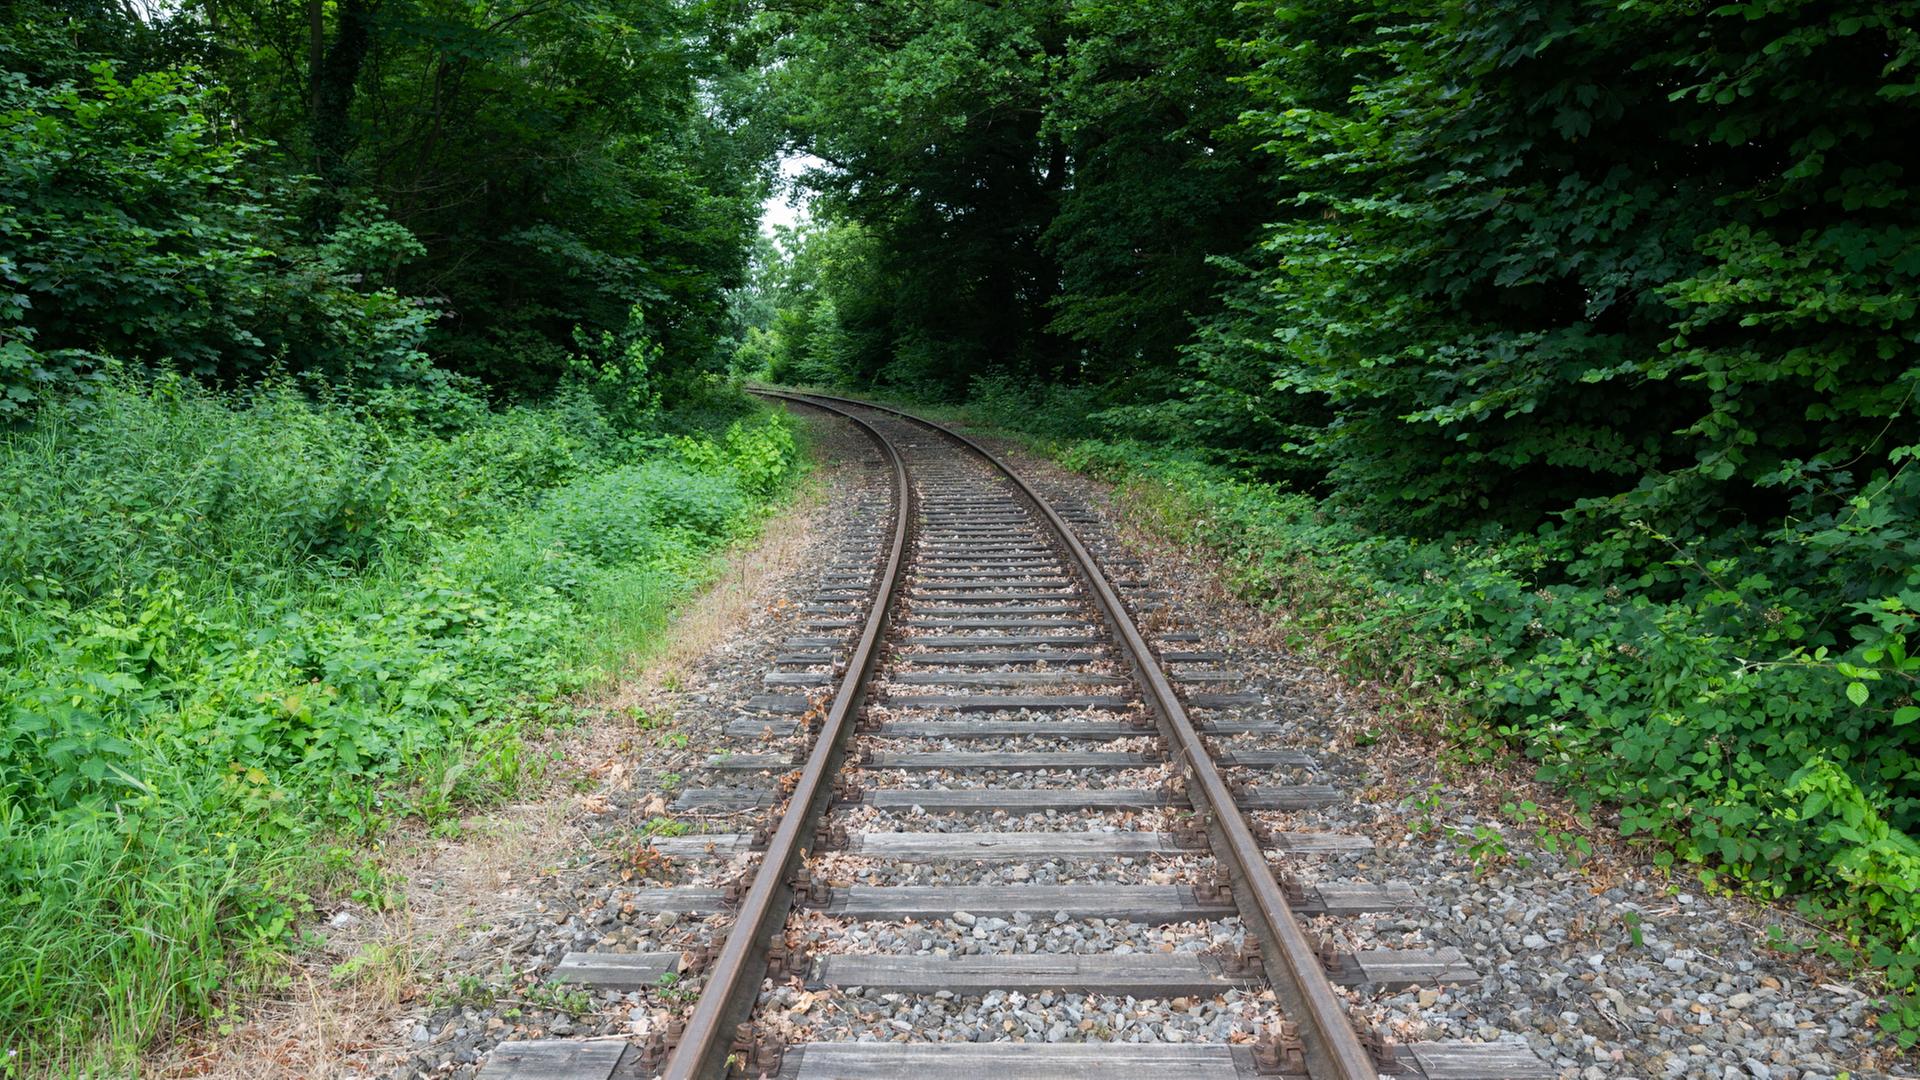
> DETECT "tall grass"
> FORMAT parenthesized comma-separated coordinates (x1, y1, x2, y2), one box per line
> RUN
(0, 800, 251, 1076)
(0, 376, 801, 1072)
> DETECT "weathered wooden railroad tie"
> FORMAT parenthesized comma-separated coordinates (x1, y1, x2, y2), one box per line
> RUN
(476, 393, 1550, 1080)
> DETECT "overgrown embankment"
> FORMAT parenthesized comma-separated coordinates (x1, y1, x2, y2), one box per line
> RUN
(0, 378, 801, 1072)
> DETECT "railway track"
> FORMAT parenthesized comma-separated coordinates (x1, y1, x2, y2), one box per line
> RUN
(473, 392, 1553, 1080)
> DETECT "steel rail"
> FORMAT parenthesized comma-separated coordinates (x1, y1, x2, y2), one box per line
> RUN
(661, 392, 913, 1080)
(786, 390, 1377, 1080)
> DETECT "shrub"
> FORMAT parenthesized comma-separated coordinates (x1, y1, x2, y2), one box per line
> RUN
(963, 374, 1102, 442)
(0, 64, 439, 411)
(539, 463, 746, 566)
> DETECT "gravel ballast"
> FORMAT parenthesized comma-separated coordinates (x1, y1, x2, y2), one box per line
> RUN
(384, 407, 1912, 1080)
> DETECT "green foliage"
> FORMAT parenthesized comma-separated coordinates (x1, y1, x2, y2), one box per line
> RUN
(1199, 0, 1920, 536)
(963, 374, 1102, 443)
(0, 798, 259, 1073)
(759, 0, 1068, 390)
(0, 379, 800, 1067)
(1790, 761, 1920, 1000)
(776, 0, 1920, 1023)
(1054, 437, 1920, 1038)
(536, 461, 743, 571)
(744, 220, 888, 389)
(699, 414, 802, 501)
(520, 981, 593, 1017)
(567, 306, 668, 431)
(1040, 0, 1275, 379)
(0, 0, 768, 405)
(0, 60, 437, 409)
(265, 0, 765, 392)
(750, 0, 1274, 394)
(0, 0, 785, 1067)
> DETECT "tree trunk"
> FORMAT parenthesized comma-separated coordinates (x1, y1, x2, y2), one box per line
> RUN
(312, 0, 373, 210)
(308, 0, 324, 124)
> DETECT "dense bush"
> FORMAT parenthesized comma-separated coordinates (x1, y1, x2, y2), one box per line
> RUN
(0, 379, 800, 1068)
(0, 64, 436, 411)
(962, 374, 1105, 444)
(1054, 437, 1920, 1035)
(1187, 0, 1920, 535)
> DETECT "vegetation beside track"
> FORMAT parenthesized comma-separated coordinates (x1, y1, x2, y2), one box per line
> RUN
(8, 0, 1919, 1065)
(1, 0, 797, 1068)
(0, 382, 799, 1072)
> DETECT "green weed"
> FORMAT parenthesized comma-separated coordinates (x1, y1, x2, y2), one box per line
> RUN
(654, 970, 697, 1004)
(641, 816, 690, 837)
(0, 379, 801, 1068)
(520, 982, 593, 1016)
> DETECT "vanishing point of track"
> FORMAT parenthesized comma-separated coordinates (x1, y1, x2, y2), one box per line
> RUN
(474, 392, 1552, 1080)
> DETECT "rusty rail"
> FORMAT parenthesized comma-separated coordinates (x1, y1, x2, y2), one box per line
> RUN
(659, 392, 913, 1080)
(665, 387, 1373, 1080)
(784, 390, 1377, 1080)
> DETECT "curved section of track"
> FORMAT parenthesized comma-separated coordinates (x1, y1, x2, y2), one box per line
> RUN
(767, 392, 1376, 1080)
(473, 390, 1553, 1080)
(662, 394, 916, 1080)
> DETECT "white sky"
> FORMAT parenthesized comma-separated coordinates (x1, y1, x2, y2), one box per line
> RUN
(761, 152, 823, 235)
